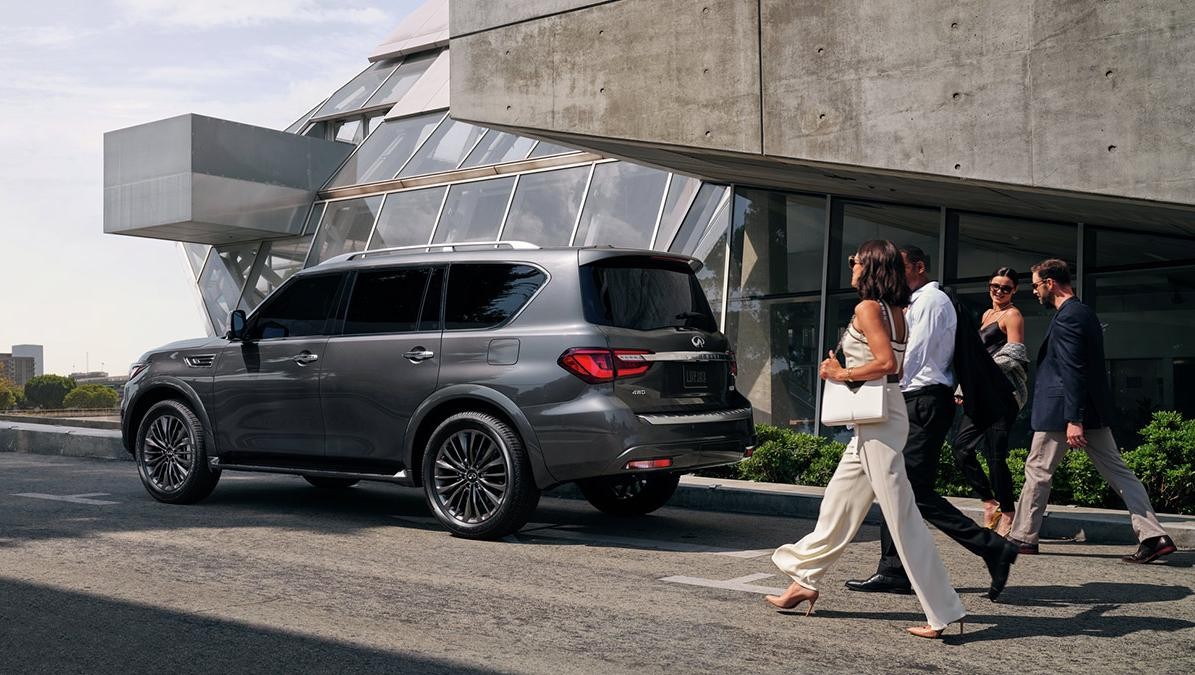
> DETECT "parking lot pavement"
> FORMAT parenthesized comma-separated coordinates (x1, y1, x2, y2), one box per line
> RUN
(2, 454, 1194, 674)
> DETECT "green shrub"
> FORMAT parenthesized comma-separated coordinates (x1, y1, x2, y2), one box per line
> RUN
(62, 384, 120, 410)
(23, 375, 77, 410)
(1122, 411, 1195, 515)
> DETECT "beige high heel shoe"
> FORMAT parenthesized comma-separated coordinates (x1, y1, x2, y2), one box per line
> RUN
(764, 582, 819, 616)
(906, 620, 965, 639)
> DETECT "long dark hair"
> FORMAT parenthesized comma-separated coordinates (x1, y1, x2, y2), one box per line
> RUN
(992, 266, 1019, 286)
(855, 240, 911, 307)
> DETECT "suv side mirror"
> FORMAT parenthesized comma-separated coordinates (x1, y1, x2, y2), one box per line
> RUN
(228, 310, 247, 341)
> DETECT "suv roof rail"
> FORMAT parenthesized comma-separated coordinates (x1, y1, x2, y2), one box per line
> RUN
(320, 241, 540, 266)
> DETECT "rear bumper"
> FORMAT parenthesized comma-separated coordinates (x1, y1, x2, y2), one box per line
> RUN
(529, 391, 755, 483)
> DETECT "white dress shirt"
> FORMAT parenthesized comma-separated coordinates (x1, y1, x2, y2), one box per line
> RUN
(901, 281, 957, 392)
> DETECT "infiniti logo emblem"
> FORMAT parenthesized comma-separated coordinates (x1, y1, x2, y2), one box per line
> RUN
(691, 335, 706, 349)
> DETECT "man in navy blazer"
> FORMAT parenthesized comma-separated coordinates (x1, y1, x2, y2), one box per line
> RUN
(1007, 259, 1175, 563)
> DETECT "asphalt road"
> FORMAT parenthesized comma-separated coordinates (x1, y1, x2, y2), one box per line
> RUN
(1, 454, 1193, 674)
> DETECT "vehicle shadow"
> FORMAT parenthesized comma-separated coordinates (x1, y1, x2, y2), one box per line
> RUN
(0, 577, 498, 673)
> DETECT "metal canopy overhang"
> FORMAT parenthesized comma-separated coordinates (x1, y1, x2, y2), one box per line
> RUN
(455, 121, 1195, 236)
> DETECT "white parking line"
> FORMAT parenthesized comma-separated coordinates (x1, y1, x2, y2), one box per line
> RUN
(13, 493, 120, 505)
(659, 572, 787, 595)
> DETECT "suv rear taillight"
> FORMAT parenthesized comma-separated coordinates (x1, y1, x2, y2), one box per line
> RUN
(558, 348, 653, 383)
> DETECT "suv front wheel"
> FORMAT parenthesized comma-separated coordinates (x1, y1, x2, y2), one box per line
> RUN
(135, 399, 221, 504)
(421, 411, 540, 540)
(578, 473, 680, 516)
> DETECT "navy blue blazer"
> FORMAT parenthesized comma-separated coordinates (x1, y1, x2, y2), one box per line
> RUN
(1030, 297, 1114, 432)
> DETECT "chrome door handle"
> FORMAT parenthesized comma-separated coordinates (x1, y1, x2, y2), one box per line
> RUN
(403, 349, 435, 363)
(293, 352, 319, 365)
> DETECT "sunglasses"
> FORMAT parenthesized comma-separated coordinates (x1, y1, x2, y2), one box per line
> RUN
(1031, 279, 1049, 290)
(988, 283, 1014, 295)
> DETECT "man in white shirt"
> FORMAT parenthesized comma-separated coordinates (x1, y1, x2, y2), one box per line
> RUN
(845, 245, 1019, 601)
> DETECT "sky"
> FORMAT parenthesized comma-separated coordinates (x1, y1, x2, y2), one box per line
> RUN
(0, 0, 424, 377)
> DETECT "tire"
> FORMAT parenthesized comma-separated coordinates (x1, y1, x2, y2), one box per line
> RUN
(421, 411, 540, 540)
(135, 399, 220, 504)
(578, 472, 680, 516)
(303, 476, 360, 489)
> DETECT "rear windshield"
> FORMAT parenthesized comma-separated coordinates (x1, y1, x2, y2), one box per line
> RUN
(581, 257, 717, 332)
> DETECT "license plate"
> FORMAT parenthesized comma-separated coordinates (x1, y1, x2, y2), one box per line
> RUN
(683, 365, 708, 389)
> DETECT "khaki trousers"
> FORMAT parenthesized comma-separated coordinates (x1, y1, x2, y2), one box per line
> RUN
(1010, 427, 1168, 545)
(773, 384, 965, 630)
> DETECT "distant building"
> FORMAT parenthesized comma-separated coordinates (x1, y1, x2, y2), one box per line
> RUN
(0, 353, 36, 387)
(12, 345, 43, 377)
(70, 371, 129, 394)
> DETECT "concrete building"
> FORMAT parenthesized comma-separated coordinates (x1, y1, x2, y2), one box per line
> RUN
(12, 345, 43, 378)
(0, 353, 37, 388)
(103, 0, 1195, 447)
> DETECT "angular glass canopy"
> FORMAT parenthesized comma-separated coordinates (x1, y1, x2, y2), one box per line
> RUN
(199, 244, 259, 334)
(370, 186, 447, 248)
(239, 235, 315, 312)
(312, 59, 401, 120)
(572, 162, 669, 249)
(500, 166, 590, 246)
(305, 196, 384, 266)
(398, 117, 487, 177)
(460, 130, 536, 168)
(528, 140, 577, 159)
(653, 175, 702, 250)
(182, 243, 211, 279)
(431, 176, 516, 244)
(669, 184, 728, 253)
(325, 111, 446, 189)
(363, 50, 440, 109)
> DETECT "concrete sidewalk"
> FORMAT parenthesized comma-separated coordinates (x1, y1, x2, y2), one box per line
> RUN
(5, 418, 1193, 547)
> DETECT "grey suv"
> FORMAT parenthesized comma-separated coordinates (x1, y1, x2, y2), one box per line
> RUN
(122, 242, 754, 539)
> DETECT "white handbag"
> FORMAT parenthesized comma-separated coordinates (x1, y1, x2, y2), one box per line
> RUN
(820, 377, 888, 426)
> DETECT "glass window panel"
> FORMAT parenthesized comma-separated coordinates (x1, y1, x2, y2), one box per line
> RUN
(460, 131, 536, 168)
(1091, 226, 1195, 269)
(302, 202, 326, 236)
(692, 203, 730, 323)
(326, 112, 445, 189)
(285, 99, 325, 134)
(729, 189, 826, 298)
(239, 235, 315, 312)
(335, 119, 363, 144)
(432, 177, 516, 244)
(725, 295, 822, 433)
(370, 187, 446, 249)
(182, 243, 210, 279)
(528, 140, 577, 158)
(957, 213, 1076, 280)
(1089, 266, 1195, 445)
(669, 185, 727, 254)
(313, 60, 400, 119)
(305, 196, 384, 266)
(500, 166, 590, 246)
(653, 176, 702, 250)
(572, 162, 668, 248)
(398, 118, 487, 177)
(344, 267, 431, 335)
(444, 264, 547, 330)
(838, 202, 938, 288)
(198, 243, 258, 335)
(363, 50, 439, 108)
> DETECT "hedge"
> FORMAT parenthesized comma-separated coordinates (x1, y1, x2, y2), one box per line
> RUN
(694, 410, 1195, 515)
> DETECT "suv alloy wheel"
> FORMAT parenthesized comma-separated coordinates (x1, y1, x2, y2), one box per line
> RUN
(577, 473, 681, 516)
(421, 411, 540, 539)
(135, 399, 221, 504)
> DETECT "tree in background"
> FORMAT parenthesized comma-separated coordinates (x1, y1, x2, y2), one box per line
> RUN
(0, 377, 17, 410)
(23, 375, 77, 410)
(63, 384, 120, 410)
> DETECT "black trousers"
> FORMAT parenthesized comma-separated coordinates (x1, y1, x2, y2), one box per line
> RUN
(954, 407, 1017, 512)
(876, 385, 1009, 578)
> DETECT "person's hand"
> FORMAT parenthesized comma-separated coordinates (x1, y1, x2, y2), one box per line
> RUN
(1066, 421, 1087, 448)
(819, 350, 844, 382)
(954, 395, 965, 407)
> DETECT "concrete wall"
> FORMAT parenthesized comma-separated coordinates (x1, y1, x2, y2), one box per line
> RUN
(450, 0, 1195, 207)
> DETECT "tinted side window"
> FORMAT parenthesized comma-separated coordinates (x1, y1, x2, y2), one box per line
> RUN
(343, 267, 430, 335)
(249, 274, 342, 340)
(419, 267, 444, 331)
(444, 263, 546, 330)
(581, 258, 716, 332)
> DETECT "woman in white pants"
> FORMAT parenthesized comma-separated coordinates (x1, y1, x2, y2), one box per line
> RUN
(765, 239, 966, 639)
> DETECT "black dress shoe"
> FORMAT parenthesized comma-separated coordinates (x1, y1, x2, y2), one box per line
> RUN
(1005, 536, 1038, 555)
(844, 573, 912, 594)
(984, 541, 1019, 601)
(1122, 535, 1177, 564)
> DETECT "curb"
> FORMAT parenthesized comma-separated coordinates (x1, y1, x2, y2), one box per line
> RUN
(5, 421, 1192, 548)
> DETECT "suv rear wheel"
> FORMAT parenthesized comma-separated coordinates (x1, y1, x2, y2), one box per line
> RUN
(578, 473, 680, 516)
(422, 411, 540, 540)
(135, 399, 221, 504)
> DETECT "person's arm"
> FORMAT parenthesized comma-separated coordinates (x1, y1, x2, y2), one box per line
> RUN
(1052, 308, 1088, 446)
(1003, 307, 1025, 344)
(819, 301, 897, 382)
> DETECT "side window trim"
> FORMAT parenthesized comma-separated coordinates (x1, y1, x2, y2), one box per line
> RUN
(245, 272, 347, 341)
(337, 265, 437, 337)
(417, 265, 446, 332)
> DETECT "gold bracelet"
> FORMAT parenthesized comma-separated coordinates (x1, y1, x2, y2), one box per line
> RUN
(846, 367, 854, 381)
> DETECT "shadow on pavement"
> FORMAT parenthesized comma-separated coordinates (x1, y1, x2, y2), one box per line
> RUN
(0, 577, 498, 673)
(997, 581, 1194, 607)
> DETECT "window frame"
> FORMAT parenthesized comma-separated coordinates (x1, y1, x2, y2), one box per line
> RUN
(244, 272, 348, 342)
(336, 265, 440, 338)
(441, 262, 552, 332)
